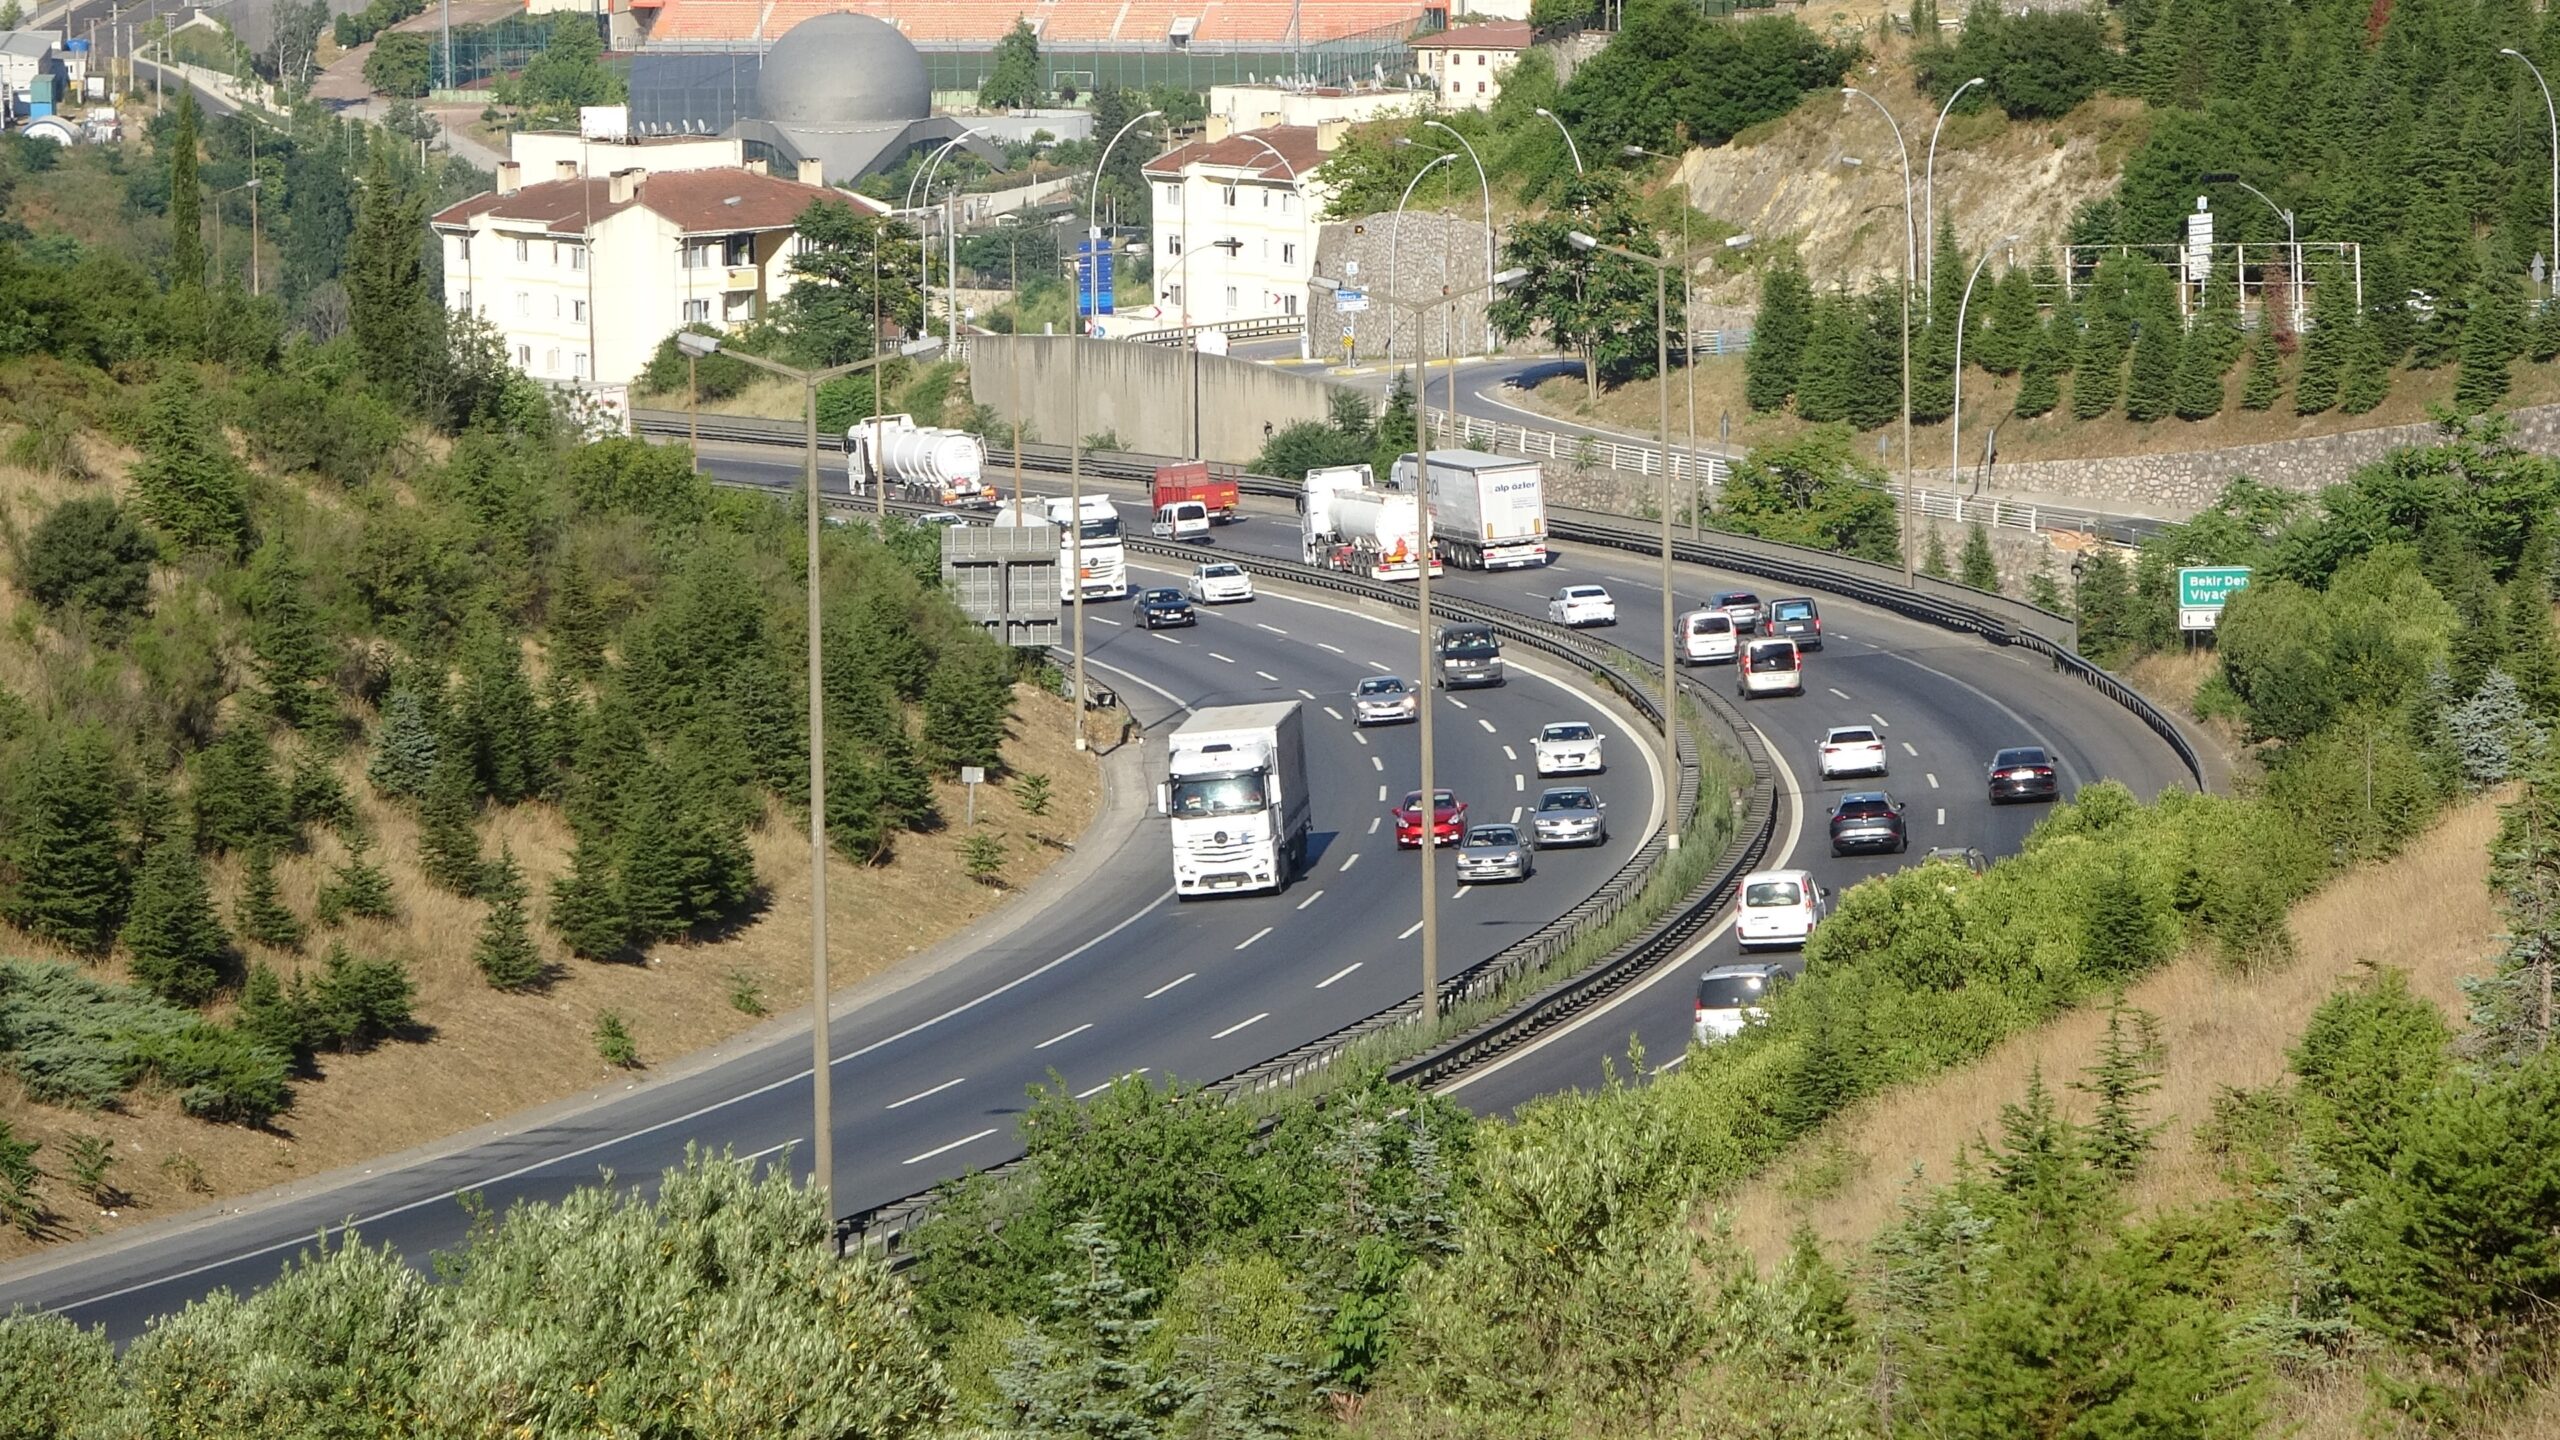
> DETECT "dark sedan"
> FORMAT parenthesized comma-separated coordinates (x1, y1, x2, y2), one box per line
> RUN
(1828, 792, 1909, 857)
(1767, 596, 1823, 650)
(1131, 587, 1197, 629)
(1988, 746, 2060, 803)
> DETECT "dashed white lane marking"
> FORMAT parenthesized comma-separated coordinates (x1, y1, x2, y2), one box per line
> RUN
(903, 1128, 998, 1165)
(1324, 706, 1344, 720)
(1514, 774, 1526, 791)
(1524, 590, 1550, 600)
(1398, 920, 1424, 940)
(1503, 745, 1517, 760)
(1316, 961, 1362, 988)
(1367, 660, 1392, 672)
(1926, 773, 1939, 788)
(1343, 848, 1363, 869)
(1236, 927, 1273, 950)
(1035, 1024, 1091, 1050)
(1211, 652, 1235, 664)
(1258, 623, 1287, 634)
(886, 1077, 965, 1110)
(1144, 972, 1195, 999)
(1937, 807, 1947, 825)
(1156, 634, 1183, 645)
(1371, 755, 1384, 771)
(1298, 688, 1317, 700)
(1447, 698, 1469, 709)
(1902, 741, 1918, 756)
(1093, 617, 1123, 627)
(1870, 712, 1890, 728)
(1256, 670, 1279, 681)
(1074, 1067, 1149, 1100)
(1296, 889, 1325, 910)
(1357, 733, 1369, 746)
(1479, 718, 1497, 733)
(1365, 817, 1381, 836)
(743, 1136, 802, 1163)
(1378, 785, 1389, 802)
(1319, 643, 1345, 654)
(1862, 641, 1881, 650)
(1511, 806, 1522, 823)
(1828, 687, 1852, 700)
(1210, 1012, 1270, 1040)
(1450, 884, 1471, 901)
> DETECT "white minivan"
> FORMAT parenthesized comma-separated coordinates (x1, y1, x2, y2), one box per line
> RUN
(1735, 868, 1826, 952)
(1151, 501, 1212, 542)
(1679, 609, 1738, 665)
(1736, 637, 1805, 699)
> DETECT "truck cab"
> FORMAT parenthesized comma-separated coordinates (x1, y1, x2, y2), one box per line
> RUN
(1159, 702, 1312, 897)
(1434, 623, 1506, 689)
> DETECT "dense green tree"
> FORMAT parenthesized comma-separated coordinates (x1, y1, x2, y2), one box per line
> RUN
(2173, 265, 2241, 420)
(548, 824, 628, 960)
(2336, 308, 2390, 415)
(994, 1219, 1189, 1438)
(1790, 288, 1861, 424)
(2070, 996, 2163, 1175)
(302, 940, 416, 1050)
(1744, 255, 1814, 412)
(247, 541, 334, 728)
(21, 496, 154, 634)
(129, 377, 250, 553)
(2, 730, 128, 953)
(1920, 528, 1952, 579)
(505, 11, 624, 111)
(314, 831, 396, 925)
(346, 148, 438, 403)
(363, 31, 431, 96)
(2013, 307, 2067, 418)
(233, 843, 304, 951)
(1975, 265, 2037, 375)
(1488, 172, 1659, 398)
(2290, 966, 2451, 1190)
(775, 202, 925, 368)
(367, 685, 439, 800)
(979, 18, 1045, 108)
(2292, 264, 2351, 414)
(2124, 311, 2182, 422)
(2070, 309, 2125, 419)
(1712, 428, 1901, 563)
(2238, 322, 2282, 411)
(1852, 285, 1908, 431)
(458, 630, 543, 805)
(1959, 522, 2000, 591)
(167, 92, 203, 291)
(123, 833, 230, 1006)
(923, 648, 1013, 777)
(2456, 272, 2526, 415)
(1912, 215, 1963, 425)
(2071, 546, 2136, 663)
(471, 845, 544, 990)
(192, 725, 292, 857)
(416, 756, 485, 898)
(2468, 769, 2560, 1067)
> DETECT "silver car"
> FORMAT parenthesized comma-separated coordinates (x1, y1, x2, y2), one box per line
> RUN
(1531, 786, 1608, 848)
(1455, 823, 1532, 884)
(1354, 675, 1419, 726)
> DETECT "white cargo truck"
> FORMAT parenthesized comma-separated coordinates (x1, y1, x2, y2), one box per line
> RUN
(995, 494, 1126, 602)
(1300, 464, 1442, 581)
(1390, 449, 1548, 570)
(847, 414, 994, 509)
(1159, 702, 1312, 897)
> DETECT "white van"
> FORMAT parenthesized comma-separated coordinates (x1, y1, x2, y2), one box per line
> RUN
(1151, 501, 1212, 542)
(1735, 868, 1826, 952)
(1736, 637, 1805, 699)
(1679, 609, 1738, 666)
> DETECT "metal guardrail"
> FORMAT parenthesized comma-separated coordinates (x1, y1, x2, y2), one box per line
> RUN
(1126, 315, 1309, 347)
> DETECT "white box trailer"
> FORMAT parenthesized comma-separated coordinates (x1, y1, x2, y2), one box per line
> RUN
(1159, 702, 1312, 897)
(1391, 449, 1548, 570)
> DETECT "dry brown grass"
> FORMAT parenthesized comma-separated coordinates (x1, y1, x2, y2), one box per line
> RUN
(1720, 795, 2503, 1273)
(2124, 647, 2254, 778)
(0, 684, 1100, 1257)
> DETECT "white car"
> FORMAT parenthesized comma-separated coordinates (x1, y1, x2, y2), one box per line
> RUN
(1187, 561, 1254, 604)
(1694, 962, 1788, 1045)
(1546, 584, 1617, 628)
(1533, 721, 1606, 776)
(1736, 868, 1826, 953)
(1735, 638, 1805, 699)
(1679, 609, 1738, 666)
(915, 511, 970, 528)
(1817, 725, 1889, 779)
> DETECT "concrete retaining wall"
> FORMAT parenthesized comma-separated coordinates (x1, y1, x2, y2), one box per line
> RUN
(967, 335, 1345, 463)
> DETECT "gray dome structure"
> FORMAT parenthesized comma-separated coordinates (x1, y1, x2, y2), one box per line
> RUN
(756, 13, 931, 130)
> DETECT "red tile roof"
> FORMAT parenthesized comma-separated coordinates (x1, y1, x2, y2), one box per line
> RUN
(1411, 18, 1529, 48)
(1142, 124, 1324, 181)
(431, 167, 872, 236)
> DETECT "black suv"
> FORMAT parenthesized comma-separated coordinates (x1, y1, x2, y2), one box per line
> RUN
(1988, 746, 2060, 803)
(1433, 623, 1506, 688)
(1767, 596, 1822, 650)
(1132, 587, 1196, 629)
(1828, 792, 1909, 856)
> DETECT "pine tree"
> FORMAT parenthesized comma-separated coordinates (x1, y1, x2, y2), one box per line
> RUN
(2337, 311, 2390, 414)
(1959, 523, 2000, 591)
(305, 941, 415, 1050)
(2469, 770, 2560, 1066)
(923, 650, 1012, 777)
(122, 833, 230, 1005)
(471, 845, 545, 990)
(233, 843, 305, 950)
(2294, 266, 2349, 414)
(314, 831, 396, 925)
(2080, 854, 2166, 981)
(167, 91, 203, 291)
(236, 962, 313, 1068)
(459, 630, 542, 805)
(1977, 266, 2038, 375)
(2239, 323, 2282, 411)
(1921, 528, 1952, 579)
(367, 685, 440, 800)
(2173, 266, 2242, 420)
(994, 1218, 1190, 1436)
(547, 555, 610, 676)
(346, 148, 439, 404)
(2124, 313, 2182, 422)
(614, 763, 688, 941)
(2456, 271, 2525, 415)
(416, 756, 486, 898)
(2505, 560, 2560, 716)
(532, 672, 585, 800)
(1792, 289, 1861, 424)
(128, 376, 249, 553)
(2447, 668, 2546, 788)
(192, 724, 292, 857)
(1745, 256, 1815, 412)
(248, 541, 334, 729)
(2532, 295, 2560, 365)
(2014, 309, 2067, 419)
(1911, 215, 1964, 425)
(548, 826, 630, 960)
(2, 730, 128, 953)
(1854, 285, 1908, 431)
(2071, 995, 2165, 1176)
(1986, 1066, 2085, 1200)
(2071, 311, 2126, 419)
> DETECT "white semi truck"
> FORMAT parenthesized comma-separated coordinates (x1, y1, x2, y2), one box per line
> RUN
(846, 414, 995, 509)
(1390, 449, 1548, 570)
(1159, 701, 1313, 898)
(994, 494, 1127, 601)
(1300, 464, 1442, 581)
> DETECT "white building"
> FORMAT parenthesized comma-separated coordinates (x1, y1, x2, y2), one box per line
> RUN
(1206, 82, 1429, 134)
(430, 156, 886, 392)
(1140, 124, 1340, 330)
(1411, 21, 1532, 112)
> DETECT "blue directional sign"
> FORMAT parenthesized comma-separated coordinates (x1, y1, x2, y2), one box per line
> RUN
(1076, 237, 1116, 318)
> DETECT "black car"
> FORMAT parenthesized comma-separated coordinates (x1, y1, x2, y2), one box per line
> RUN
(1828, 792, 1909, 856)
(1767, 596, 1822, 651)
(1988, 746, 2060, 803)
(1132, 587, 1196, 629)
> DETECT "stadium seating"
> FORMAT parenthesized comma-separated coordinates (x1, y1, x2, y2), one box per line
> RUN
(643, 0, 1428, 46)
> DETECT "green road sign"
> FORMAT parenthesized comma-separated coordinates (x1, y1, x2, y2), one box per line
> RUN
(2178, 566, 2253, 608)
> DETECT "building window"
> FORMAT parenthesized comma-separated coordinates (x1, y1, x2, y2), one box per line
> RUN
(1222, 184, 1237, 206)
(458, 236, 471, 261)
(516, 344, 531, 366)
(1224, 285, 1237, 310)
(1262, 188, 1271, 208)
(1477, 81, 1486, 93)
(513, 238, 529, 262)
(515, 292, 530, 317)
(683, 298, 711, 323)
(1164, 183, 1179, 204)
(573, 352, 588, 380)
(1282, 242, 1296, 265)
(545, 348, 560, 373)
(684, 241, 718, 270)
(570, 245, 587, 272)
(1477, 51, 1486, 64)
(1167, 233, 1183, 256)
(1284, 292, 1298, 315)
(572, 299, 588, 322)
(724, 234, 753, 267)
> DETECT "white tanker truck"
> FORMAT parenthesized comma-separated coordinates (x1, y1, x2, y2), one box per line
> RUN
(846, 415, 995, 509)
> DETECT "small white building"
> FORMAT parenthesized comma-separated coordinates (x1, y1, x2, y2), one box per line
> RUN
(1141, 124, 1341, 330)
(430, 157, 886, 391)
(1411, 21, 1532, 112)
(1206, 82, 1430, 134)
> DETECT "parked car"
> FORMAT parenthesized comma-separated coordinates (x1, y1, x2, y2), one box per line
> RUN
(1456, 823, 1533, 883)
(1828, 792, 1910, 856)
(1186, 561, 1254, 604)
(1679, 609, 1739, 665)
(1712, 590, 1766, 633)
(1817, 725, 1889, 779)
(1531, 786, 1608, 848)
(1736, 868, 1826, 952)
(1353, 675, 1419, 726)
(1394, 788, 1469, 848)
(1694, 962, 1789, 1045)
(1533, 721, 1606, 776)
(1736, 638, 1805, 699)
(1767, 596, 1822, 650)
(1988, 745, 2060, 804)
(1920, 845, 1989, 875)
(1131, 587, 1196, 628)
(1547, 584, 1618, 628)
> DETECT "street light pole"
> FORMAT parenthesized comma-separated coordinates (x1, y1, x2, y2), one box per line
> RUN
(1422, 119, 1494, 350)
(2208, 174, 2302, 336)
(1844, 87, 1918, 584)
(1533, 106, 1584, 174)
(1923, 76, 1986, 302)
(1388, 152, 1458, 361)
(1951, 235, 2018, 505)
(672, 330, 942, 1222)
(2506, 47, 2559, 313)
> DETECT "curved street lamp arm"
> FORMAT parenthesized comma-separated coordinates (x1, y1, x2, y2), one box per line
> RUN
(1923, 76, 1986, 297)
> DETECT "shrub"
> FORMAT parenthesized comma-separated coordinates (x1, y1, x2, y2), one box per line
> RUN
(471, 847, 545, 991)
(2, 729, 129, 954)
(593, 1010, 638, 1067)
(233, 843, 305, 950)
(121, 837, 230, 1007)
(192, 725, 293, 857)
(133, 1022, 291, 1125)
(314, 833, 397, 925)
(726, 968, 764, 1016)
(20, 495, 154, 632)
(0, 960, 197, 1108)
(305, 942, 416, 1050)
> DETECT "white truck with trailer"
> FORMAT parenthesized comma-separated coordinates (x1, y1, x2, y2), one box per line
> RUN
(994, 494, 1127, 602)
(847, 414, 995, 509)
(1390, 449, 1548, 570)
(1159, 702, 1313, 898)
(1300, 464, 1441, 581)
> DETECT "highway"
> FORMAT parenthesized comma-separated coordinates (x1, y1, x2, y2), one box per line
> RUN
(0, 532, 1662, 1339)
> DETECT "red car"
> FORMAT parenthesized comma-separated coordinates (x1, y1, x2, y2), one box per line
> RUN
(1394, 789, 1468, 848)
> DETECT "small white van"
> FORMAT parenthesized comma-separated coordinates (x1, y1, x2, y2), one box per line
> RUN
(1679, 609, 1738, 665)
(1736, 638, 1805, 699)
(1735, 868, 1826, 952)
(1151, 501, 1212, 542)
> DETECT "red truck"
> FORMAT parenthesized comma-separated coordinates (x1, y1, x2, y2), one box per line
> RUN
(1153, 462, 1242, 523)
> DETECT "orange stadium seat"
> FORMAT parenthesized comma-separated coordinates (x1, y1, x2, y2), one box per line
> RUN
(644, 0, 1425, 45)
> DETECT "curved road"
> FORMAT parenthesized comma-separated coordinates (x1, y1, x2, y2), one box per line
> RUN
(0, 552, 1659, 1339)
